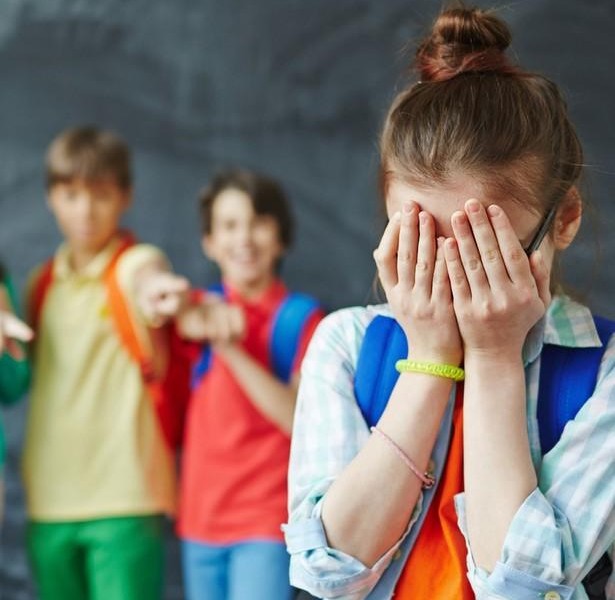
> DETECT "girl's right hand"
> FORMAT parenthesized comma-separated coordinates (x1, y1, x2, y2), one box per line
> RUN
(373, 202, 462, 366)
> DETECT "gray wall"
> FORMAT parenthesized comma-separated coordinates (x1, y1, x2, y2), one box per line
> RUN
(1, 1, 614, 598)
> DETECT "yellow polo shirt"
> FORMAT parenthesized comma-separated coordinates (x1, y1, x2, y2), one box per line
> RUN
(23, 237, 176, 521)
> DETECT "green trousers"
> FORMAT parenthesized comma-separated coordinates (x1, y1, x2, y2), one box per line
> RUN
(27, 515, 165, 600)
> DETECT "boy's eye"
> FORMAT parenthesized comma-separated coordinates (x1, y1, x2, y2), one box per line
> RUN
(64, 188, 80, 201)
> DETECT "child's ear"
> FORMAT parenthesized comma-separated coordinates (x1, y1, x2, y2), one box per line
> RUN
(553, 186, 582, 250)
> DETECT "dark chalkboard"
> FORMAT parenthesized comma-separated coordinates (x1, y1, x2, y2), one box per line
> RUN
(1, 1, 614, 598)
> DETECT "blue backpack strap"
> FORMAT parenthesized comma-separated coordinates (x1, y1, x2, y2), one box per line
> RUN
(270, 293, 321, 383)
(354, 315, 408, 427)
(191, 283, 225, 389)
(537, 315, 615, 454)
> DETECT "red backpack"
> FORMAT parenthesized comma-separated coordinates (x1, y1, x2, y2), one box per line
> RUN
(29, 235, 191, 451)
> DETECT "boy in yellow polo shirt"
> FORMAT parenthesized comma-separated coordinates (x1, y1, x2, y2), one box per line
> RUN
(23, 126, 188, 600)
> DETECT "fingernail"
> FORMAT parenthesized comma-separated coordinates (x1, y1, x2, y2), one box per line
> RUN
(419, 211, 428, 225)
(402, 202, 412, 214)
(452, 211, 465, 225)
(466, 199, 481, 213)
(487, 205, 501, 217)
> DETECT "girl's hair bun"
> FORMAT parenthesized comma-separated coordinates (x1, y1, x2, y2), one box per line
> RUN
(417, 6, 516, 82)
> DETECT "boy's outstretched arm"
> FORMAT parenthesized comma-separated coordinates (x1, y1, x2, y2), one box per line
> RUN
(176, 294, 302, 433)
(0, 311, 33, 358)
(214, 342, 298, 434)
(0, 283, 32, 403)
(0, 285, 33, 360)
(176, 294, 245, 342)
(132, 259, 190, 327)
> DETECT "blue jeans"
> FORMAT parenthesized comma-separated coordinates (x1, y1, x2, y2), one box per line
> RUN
(182, 539, 293, 600)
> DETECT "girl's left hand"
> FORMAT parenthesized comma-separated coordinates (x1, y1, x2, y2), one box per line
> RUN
(444, 199, 551, 358)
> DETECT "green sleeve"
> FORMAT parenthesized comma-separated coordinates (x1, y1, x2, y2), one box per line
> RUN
(0, 275, 31, 405)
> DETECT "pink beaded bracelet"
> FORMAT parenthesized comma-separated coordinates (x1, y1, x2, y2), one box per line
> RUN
(370, 426, 436, 489)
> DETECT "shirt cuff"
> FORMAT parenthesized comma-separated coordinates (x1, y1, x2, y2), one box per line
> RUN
(283, 516, 400, 599)
(454, 492, 576, 599)
(486, 562, 574, 599)
(284, 496, 423, 599)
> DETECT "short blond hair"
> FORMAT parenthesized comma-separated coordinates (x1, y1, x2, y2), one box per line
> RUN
(46, 125, 132, 190)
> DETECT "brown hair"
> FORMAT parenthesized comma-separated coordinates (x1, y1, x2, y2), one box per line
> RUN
(380, 5, 583, 216)
(199, 169, 294, 249)
(46, 126, 132, 190)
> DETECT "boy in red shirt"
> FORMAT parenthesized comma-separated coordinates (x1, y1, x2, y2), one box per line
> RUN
(176, 169, 323, 600)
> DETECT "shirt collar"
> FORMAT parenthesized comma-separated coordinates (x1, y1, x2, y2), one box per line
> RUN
(523, 294, 602, 365)
(53, 236, 124, 281)
(223, 278, 288, 312)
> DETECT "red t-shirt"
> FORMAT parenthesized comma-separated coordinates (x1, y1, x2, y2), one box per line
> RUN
(177, 280, 323, 544)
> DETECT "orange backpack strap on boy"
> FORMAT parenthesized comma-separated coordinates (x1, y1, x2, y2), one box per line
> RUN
(103, 236, 190, 451)
(30, 235, 190, 451)
(103, 235, 159, 384)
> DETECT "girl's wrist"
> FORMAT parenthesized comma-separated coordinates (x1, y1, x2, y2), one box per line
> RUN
(463, 347, 523, 370)
(396, 359, 464, 382)
(406, 347, 463, 367)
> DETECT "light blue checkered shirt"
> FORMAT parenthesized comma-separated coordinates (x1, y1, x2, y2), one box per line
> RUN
(285, 295, 615, 599)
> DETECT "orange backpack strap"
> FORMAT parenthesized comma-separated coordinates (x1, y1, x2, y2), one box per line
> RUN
(29, 259, 55, 331)
(103, 236, 158, 384)
(104, 237, 186, 449)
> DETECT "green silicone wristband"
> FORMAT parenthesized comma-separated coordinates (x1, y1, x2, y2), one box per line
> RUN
(395, 359, 465, 382)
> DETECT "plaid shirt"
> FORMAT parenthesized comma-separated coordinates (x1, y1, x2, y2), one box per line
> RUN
(285, 295, 615, 599)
